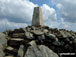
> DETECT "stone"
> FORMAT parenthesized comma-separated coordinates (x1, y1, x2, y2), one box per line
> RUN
(46, 33, 58, 41)
(5, 56, 14, 57)
(5, 46, 18, 55)
(0, 32, 7, 49)
(10, 38, 24, 41)
(0, 44, 5, 57)
(8, 38, 23, 47)
(60, 31, 71, 38)
(24, 44, 59, 57)
(37, 34, 45, 40)
(0, 32, 7, 57)
(52, 41, 60, 46)
(25, 32, 34, 39)
(43, 29, 48, 33)
(32, 7, 44, 26)
(12, 33, 25, 38)
(39, 45, 59, 57)
(18, 45, 25, 57)
(33, 30, 44, 35)
(13, 28, 25, 33)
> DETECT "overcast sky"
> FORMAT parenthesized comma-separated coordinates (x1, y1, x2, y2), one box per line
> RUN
(0, 0, 76, 32)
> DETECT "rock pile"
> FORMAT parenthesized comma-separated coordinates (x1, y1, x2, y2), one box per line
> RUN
(0, 26, 76, 57)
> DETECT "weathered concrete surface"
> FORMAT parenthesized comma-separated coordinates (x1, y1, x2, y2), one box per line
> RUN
(32, 7, 44, 26)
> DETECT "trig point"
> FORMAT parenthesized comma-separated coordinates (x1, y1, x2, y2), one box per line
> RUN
(32, 7, 44, 26)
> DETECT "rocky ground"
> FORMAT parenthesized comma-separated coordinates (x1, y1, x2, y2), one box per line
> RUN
(0, 26, 76, 57)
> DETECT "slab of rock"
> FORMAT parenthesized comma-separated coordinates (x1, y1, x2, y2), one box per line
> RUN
(46, 33, 58, 42)
(0, 32, 7, 57)
(60, 31, 71, 38)
(0, 32, 7, 49)
(5, 46, 18, 55)
(12, 33, 25, 38)
(18, 45, 25, 57)
(5, 56, 14, 57)
(0, 44, 5, 57)
(25, 32, 34, 39)
(24, 41, 59, 57)
(8, 38, 23, 47)
(13, 28, 25, 33)
(33, 30, 44, 35)
(37, 34, 45, 40)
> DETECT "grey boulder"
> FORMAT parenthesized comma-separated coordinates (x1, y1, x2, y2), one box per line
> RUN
(24, 41, 59, 57)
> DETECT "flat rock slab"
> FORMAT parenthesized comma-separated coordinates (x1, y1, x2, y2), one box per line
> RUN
(25, 32, 34, 39)
(33, 30, 44, 35)
(0, 32, 7, 49)
(5, 46, 17, 55)
(8, 39, 23, 47)
(5, 56, 14, 57)
(18, 45, 25, 57)
(12, 33, 25, 38)
(10, 38, 24, 41)
(24, 41, 59, 57)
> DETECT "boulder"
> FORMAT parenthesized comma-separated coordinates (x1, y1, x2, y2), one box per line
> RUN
(37, 34, 45, 40)
(0, 44, 5, 57)
(5, 56, 14, 57)
(13, 28, 25, 33)
(12, 33, 25, 38)
(25, 32, 34, 39)
(0, 32, 7, 49)
(33, 30, 44, 35)
(43, 29, 48, 33)
(5, 46, 18, 55)
(0, 32, 7, 57)
(60, 31, 71, 38)
(18, 45, 25, 57)
(46, 33, 58, 42)
(24, 41, 59, 57)
(8, 38, 23, 47)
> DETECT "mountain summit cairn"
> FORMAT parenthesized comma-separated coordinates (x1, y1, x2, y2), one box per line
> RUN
(32, 7, 44, 26)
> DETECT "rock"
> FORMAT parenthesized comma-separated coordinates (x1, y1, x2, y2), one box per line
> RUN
(46, 33, 58, 41)
(10, 38, 24, 41)
(43, 26, 50, 30)
(12, 33, 25, 38)
(13, 28, 25, 33)
(43, 29, 48, 33)
(0, 44, 5, 57)
(28, 41, 36, 47)
(33, 30, 44, 35)
(0, 32, 7, 49)
(73, 38, 76, 44)
(31, 26, 36, 30)
(25, 32, 34, 39)
(37, 34, 45, 40)
(39, 45, 59, 57)
(5, 46, 18, 55)
(8, 38, 23, 48)
(24, 44, 59, 57)
(5, 56, 14, 57)
(52, 41, 60, 46)
(0, 32, 7, 57)
(60, 31, 71, 38)
(18, 45, 25, 57)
